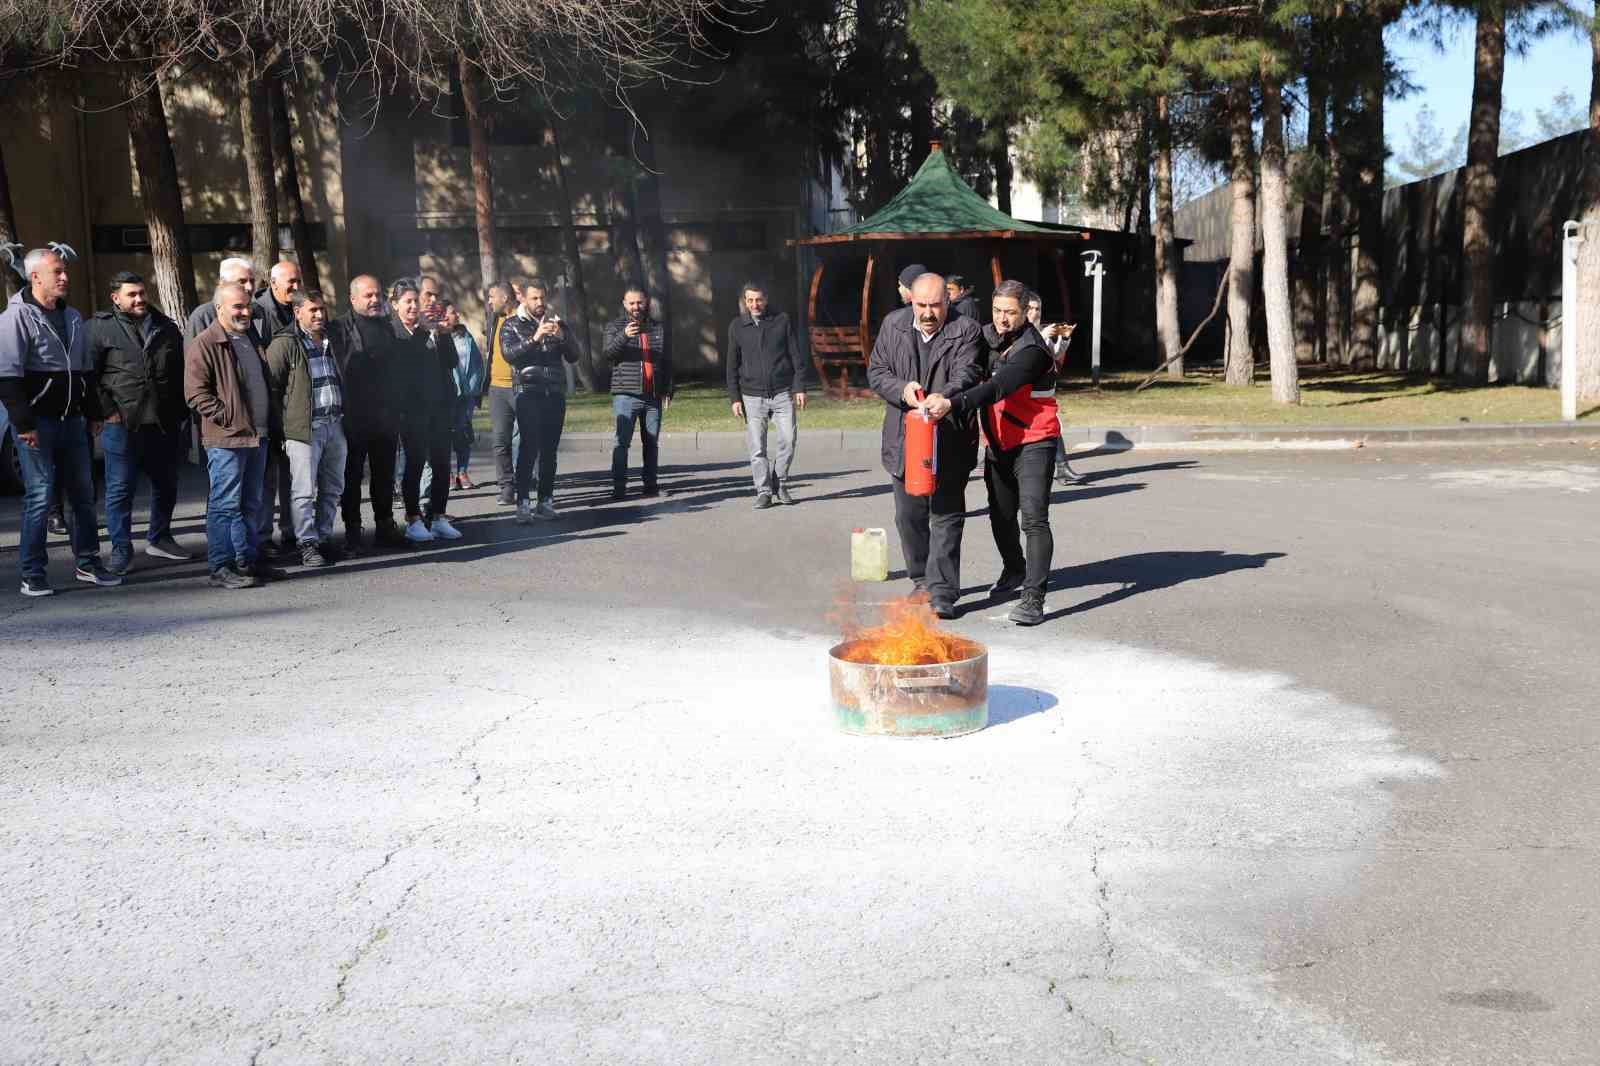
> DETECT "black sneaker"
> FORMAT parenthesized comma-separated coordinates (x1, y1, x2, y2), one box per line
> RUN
(210, 565, 260, 590)
(930, 600, 958, 620)
(775, 483, 796, 506)
(245, 561, 288, 583)
(47, 513, 68, 536)
(1008, 591, 1045, 626)
(342, 527, 365, 556)
(318, 540, 344, 563)
(754, 491, 773, 510)
(497, 489, 516, 506)
(107, 545, 134, 576)
(300, 544, 329, 568)
(19, 575, 53, 597)
(75, 560, 124, 588)
(374, 523, 408, 547)
(990, 570, 1024, 598)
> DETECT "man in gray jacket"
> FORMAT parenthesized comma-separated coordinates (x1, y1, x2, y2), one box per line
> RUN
(0, 247, 121, 595)
(865, 272, 983, 618)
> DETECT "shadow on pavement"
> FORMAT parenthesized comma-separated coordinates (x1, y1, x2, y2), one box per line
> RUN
(986, 684, 1059, 727)
(1038, 550, 1287, 621)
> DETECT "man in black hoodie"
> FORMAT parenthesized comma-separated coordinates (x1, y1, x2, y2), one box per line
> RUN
(88, 271, 192, 575)
(0, 247, 120, 595)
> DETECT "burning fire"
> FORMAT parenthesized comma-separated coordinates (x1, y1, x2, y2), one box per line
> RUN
(835, 595, 981, 666)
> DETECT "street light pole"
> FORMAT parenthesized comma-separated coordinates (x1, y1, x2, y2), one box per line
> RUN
(1562, 220, 1581, 422)
(1082, 250, 1104, 388)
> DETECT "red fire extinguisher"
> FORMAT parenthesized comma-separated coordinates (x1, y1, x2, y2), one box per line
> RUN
(903, 389, 937, 496)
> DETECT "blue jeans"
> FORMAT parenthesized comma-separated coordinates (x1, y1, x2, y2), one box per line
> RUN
(102, 422, 182, 551)
(205, 443, 267, 572)
(17, 415, 100, 580)
(611, 394, 661, 491)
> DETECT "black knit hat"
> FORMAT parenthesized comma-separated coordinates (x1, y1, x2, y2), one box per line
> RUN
(898, 263, 929, 289)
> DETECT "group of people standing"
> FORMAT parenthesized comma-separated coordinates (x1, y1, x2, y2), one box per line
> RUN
(3, 245, 1065, 622)
(0, 248, 673, 595)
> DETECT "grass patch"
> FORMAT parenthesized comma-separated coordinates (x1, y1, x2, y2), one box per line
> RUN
(473, 367, 1591, 434)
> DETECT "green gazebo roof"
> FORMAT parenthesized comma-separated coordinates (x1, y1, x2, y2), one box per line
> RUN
(832, 147, 1061, 239)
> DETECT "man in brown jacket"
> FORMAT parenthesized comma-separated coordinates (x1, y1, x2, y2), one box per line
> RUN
(185, 282, 277, 589)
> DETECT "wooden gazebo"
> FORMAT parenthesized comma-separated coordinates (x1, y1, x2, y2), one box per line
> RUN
(789, 143, 1090, 395)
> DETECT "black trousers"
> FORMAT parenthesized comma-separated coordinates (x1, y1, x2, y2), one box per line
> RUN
(892, 469, 969, 605)
(401, 417, 453, 519)
(985, 439, 1056, 596)
(514, 387, 566, 502)
(342, 427, 399, 531)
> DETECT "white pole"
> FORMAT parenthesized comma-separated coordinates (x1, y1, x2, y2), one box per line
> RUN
(1562, 220, 1580, 422)
(1084, 251, 1104, 387)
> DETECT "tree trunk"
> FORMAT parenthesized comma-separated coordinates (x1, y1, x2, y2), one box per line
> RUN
(1324, 90, 1350, 365)
(239, 69, 278, 282)
(268, 76, 319, 293)
(1574, 15, 1600, 406)
(547, 120, 596, 391)
(1349, 17, 1384, 372)
(1152, 95, 1182, 379)
(1260, 64, 1300, 403)
(459, 55, 498, 294)
(1225, 83, 1257, 385)
(1295, 73, 1327, 364)
(1459, 1, 1505, 383)
(124, 64, 199, 320)
(632, 129, 673, 347)
(992, 125, 1012, 216)
(0, 135, 18, 300)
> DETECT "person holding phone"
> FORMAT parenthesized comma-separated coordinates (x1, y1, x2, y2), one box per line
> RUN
(391, 282, 460, 543)
(602, 288, 672, 500)
(1025, 291, 1083, 485)
(498, 278, 576, 521)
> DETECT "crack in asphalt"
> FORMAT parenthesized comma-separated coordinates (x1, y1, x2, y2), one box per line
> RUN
(1089, 843, 1116, 975)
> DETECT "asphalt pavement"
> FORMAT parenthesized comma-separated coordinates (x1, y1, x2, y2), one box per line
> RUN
(1, 436, 1597, 1064)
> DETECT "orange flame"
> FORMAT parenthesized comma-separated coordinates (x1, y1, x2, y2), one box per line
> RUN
(835, 594, 980, 666)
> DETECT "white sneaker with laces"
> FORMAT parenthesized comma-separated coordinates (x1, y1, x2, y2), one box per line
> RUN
(404, 517, 435, 543)
(430, 515, 463, 540)
(535, 498, 557, 520)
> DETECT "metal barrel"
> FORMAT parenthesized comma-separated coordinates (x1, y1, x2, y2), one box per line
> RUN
(827, 642, 989, 738)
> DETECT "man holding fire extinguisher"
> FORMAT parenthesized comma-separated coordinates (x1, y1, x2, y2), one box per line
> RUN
(921, 279, 1060, 626)
(866, 273, 983, 619)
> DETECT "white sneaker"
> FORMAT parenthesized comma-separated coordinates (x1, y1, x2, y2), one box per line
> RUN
(515, 499, 534, 525)
(535, 498, 557, 520)
(404, 517, 435, 543)
(430, 515, 463, 540)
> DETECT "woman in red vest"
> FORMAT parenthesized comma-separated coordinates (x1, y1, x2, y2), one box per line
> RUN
(921, 279, 1060, 626)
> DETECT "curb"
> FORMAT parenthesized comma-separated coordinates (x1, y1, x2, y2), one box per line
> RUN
(556, 421, 1600, 453)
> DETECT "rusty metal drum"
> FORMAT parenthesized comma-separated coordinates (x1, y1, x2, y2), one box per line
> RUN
(827, 641, 989, 737)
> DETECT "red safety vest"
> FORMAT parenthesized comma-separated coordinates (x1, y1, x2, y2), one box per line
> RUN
(985, 338, 1061, 451)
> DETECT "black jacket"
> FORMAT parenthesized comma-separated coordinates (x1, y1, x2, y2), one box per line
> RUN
(725, 311, 807, 401)
(951, 324, 1055, 418)
(329, 311, 404, 436)
(603, 315, 672, 398)
(254, 289, 295, 339)
(951, 294, 980, 323)
(88, 307, 186, 431)
(866, 308, 983, 478)
(390, 316, 455, 427)
(499, 310, 576, 393)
